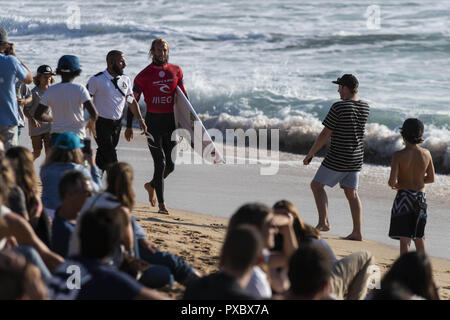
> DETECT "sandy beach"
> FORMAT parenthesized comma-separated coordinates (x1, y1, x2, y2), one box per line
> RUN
(133, 203, 450, 300)
(26, 127, 449, 299)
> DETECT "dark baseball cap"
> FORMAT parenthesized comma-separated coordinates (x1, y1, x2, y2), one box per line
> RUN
(0, 27, 8, 43)
(37, 65, 55, 75)
(332, 74, 359, 91)
(57, 55, 81, 73)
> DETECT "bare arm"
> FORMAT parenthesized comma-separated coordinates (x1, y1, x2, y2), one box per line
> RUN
(115, 207, 134, 253)
(5, 212, 64, 272)
(34, 104, 53, 122)
(127, 96, 147, 134)
(83, 100, 98, 138)
(83, 100, 98, 122)
(388, 153, 400, 189)
(10, 44, 33, 84)
(303, 127, 333, 165)
(424, 152, 435, 184)
(268, 214, 298, 269)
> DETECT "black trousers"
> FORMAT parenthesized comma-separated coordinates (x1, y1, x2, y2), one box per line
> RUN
(146, 112, 177, 204)
(95, 116, 122, 171)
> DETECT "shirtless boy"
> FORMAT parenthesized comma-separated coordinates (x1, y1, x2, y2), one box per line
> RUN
(388, 118, 435, 255)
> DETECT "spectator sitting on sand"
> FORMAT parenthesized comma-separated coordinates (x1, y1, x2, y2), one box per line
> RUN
(0, 151, 28, 220)
(40, 131, 102, 219)
(0, 249, 48, 300)
(69, 162, 200, 288)
(228, 203, 298, 299)
(6, 146, 52, 248)
(183, 225, 262, 300)
(0, 163, 64, 274)
(371, 251, 440, 300)
(51, 170, 93, 258)
(272, 200, 375, 300)
(283, 243, 335, 300)
(48, 207, 170, 300)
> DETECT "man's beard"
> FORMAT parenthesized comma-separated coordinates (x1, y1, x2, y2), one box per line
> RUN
(153, 56, 168, 66)
(113, 64, 124, 76)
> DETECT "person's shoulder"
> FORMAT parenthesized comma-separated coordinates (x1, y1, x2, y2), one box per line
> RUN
(87, 71, 103, 83)
(4, 54, 20, 65)
(167, 63, 182, 73)
(71, 82, 88, 91)
(392, 149, 406, 160)
(355, 100, 370, 110)
(137, 64, 153, 75)
(418, 146, 432, 158)
(330, 100, 346, 109)
(31, 86, 41, 94)
(43, 83, 60, 93)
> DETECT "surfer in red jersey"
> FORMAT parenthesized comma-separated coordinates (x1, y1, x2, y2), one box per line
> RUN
(125, 38, 188, 215)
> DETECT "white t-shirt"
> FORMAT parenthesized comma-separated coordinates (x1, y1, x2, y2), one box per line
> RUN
(246, 266, 272, 299)
(87, 70, 132, 120)
(40, 82, 91, 138)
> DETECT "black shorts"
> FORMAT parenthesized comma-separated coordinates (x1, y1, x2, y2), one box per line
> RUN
(389, 189, 427, 240)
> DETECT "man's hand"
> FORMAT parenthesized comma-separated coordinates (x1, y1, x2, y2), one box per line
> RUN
(17, 98, 27, 106)
(124, 128, 133, 142)
(86, 119, 96, 139)
(138, 239, 158, 254)
(31, 118, 41, 128)
(138, 119, 147, 136)
(303, 154, 313, 165)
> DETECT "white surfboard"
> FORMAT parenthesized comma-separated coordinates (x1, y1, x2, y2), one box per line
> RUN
(174, 86, 224, 164)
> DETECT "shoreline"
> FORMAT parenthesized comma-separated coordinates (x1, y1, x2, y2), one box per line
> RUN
(133, 202, 450, 300)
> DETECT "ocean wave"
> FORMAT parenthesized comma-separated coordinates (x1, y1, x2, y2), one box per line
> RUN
(0, 16, 153, 38)
(265, 32, 450, 52)
(199, 113, 450, 174)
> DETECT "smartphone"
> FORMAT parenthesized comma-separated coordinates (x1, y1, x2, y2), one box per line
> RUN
(82, 138, 91, 155)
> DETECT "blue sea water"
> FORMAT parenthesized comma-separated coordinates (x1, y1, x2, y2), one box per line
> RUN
(1, 0, 449, 172)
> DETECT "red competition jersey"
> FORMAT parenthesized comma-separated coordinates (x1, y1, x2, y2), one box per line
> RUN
(133, 63, 187, 113)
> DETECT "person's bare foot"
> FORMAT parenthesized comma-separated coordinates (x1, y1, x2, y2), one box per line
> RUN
(342, 233, 363, 241)
(158, 204, 169, 215)
(144, 183, 156, 207)
(315, 223, 330, 232)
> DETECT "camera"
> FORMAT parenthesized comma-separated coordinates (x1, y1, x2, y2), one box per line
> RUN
(82, 138, 92, 155)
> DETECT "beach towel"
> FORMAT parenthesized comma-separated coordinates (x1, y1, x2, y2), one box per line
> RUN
(389, 189, 427, 240)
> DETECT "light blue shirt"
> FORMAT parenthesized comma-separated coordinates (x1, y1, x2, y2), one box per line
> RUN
(0, 54, 28, 126)
(40, 162, 102, 210)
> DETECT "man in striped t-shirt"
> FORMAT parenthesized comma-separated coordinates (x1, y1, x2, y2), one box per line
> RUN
(303, 74, 370, 241)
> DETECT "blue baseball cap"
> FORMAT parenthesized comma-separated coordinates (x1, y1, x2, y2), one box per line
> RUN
(57, 55, 81, 73)
(54, 132, 85, 150)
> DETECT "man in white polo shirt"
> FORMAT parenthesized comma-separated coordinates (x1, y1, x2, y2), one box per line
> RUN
(86, 50, 146, 172)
